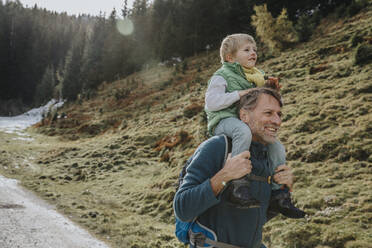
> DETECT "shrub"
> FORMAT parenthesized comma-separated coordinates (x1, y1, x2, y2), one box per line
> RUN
(309, 63, 328, 75)
(155, 131, 192, 151)
(336, 0, 369, 18)
(82, 88, 97, 100)
(335, 3, 348, 18)
(350, 33, 364, 47)
(181, 60, 188, 74)
(346, 0, 369, 17)
(295, 10, 321, 42)
(354, 43, 372, 65)
(159, 79, 173, 90)
(251, 4, 298, 52)
(114, 88, 130, 100)
(52, 111, 58, 122)
(183, 103, 203, 118)
(198, 111, 209, 141)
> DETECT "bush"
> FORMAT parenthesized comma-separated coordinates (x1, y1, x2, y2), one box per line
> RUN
(295, 10, 321, 42)
(82, 89, 97, 100)
(181, 60, 188, 74)
(114, 88, 130, 100)
(159, 79, 173, 90)
(251, 4, 298, 52)
(335, 0, 369, 18)
(335, 3, 348, 18)
(354, 43, 372, 65)
(346, 0, 369, 17)
(183, 103, 203, 118)
(350, 33, 365, 47)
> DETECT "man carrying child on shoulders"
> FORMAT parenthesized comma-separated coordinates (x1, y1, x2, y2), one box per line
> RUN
(173, 33, 304, 248)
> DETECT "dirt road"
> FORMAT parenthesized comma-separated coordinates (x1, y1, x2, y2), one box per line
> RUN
(0, 174, 109, 248)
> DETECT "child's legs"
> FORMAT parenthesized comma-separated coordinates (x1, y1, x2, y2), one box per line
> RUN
(267, 140, 286, 190)
(214, 117, 252, 157)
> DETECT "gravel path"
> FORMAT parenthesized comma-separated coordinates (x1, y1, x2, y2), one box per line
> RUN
(0, 175, 109, 248)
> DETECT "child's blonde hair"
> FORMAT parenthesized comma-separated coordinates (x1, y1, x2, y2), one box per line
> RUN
(220, 33, 256, 64)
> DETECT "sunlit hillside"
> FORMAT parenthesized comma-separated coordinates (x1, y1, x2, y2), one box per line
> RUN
(1, 4, 371, 248)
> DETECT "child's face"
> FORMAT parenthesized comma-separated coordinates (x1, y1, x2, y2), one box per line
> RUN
(228, 42, 257, 68)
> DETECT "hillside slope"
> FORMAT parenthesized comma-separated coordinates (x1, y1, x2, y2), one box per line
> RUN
(1, 5, 371, 248)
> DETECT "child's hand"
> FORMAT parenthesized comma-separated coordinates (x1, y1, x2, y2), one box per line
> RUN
(238, 88, 255, 98)
(265, 77, 281, 91)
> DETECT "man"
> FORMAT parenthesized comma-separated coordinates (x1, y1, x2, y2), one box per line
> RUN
(173, 88, 294, 248)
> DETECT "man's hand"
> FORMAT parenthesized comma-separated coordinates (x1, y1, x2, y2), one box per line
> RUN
(210, 151, 252, 196)
(223, 151, 252, 181)
(273, 165, 294, 190)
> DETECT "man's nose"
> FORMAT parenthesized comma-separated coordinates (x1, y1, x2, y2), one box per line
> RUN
(271, 113, 281, 126)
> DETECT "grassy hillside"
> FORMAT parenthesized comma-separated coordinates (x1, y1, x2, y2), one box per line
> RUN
(1, 5, 371, 248)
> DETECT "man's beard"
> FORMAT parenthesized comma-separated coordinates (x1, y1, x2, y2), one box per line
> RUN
(248, 119, 278, 145)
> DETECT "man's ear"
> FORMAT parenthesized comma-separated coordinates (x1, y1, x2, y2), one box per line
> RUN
(240, 109, 250, 123)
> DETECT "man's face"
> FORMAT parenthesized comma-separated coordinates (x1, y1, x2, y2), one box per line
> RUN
(228, 42, 257, 68)
(240, 94, 282, 145)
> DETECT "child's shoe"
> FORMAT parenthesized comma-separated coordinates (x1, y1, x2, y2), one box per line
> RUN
(226, 177, 261, 208)
(267, 188, 305, 219)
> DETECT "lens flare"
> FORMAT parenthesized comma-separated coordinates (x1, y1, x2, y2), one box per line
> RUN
(116, 18, 134, 36)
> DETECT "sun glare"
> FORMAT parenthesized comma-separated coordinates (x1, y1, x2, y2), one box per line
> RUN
(116, 18, 134, 36)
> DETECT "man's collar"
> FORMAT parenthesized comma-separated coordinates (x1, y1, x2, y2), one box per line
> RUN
(250, 142, 268, 160)
(251, 141, 268, 154)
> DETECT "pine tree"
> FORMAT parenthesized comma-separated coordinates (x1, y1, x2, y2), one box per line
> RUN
(0, 0, 11, 101)
(34, 65, 56, 105)
(62, 32, 86, 101)
(101, 9, 124, 82)
(80, 15, 107, 91)
(121, 0, 129, 18)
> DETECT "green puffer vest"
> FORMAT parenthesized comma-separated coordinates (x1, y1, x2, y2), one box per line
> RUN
(205, 62, 264, 135)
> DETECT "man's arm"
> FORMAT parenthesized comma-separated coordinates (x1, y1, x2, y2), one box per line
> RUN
(210, 152, 252, 195)
(173, 138, 252, 221)
(173, 139, 224, 222)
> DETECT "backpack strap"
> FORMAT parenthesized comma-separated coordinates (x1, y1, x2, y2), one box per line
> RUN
(189, 230, 243, 248)
(223, 135, 272, 184)
(223, 135, 232, 163)
(246, 174, 273, 184)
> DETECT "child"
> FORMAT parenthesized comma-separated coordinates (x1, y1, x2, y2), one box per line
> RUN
(205, 33, 304, 218)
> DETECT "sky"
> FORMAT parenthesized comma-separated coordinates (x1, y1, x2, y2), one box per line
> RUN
(17, 0, 134, 17)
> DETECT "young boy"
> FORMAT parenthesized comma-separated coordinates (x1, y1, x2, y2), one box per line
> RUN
(205, 33, 305, 218)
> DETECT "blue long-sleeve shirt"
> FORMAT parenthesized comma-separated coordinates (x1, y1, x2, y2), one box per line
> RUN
(173, 135, 272, 248)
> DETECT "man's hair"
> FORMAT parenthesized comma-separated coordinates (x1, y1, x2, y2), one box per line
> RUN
(239, 88, 283, 113)
(220, 33, 256, 64)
